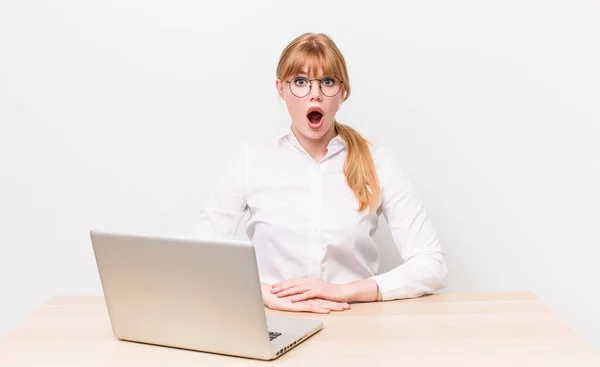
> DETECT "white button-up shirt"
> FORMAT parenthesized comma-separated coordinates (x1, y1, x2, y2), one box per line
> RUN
(191, 127, 447, 301)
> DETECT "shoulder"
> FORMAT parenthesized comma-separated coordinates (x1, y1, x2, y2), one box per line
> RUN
(365, 143, 391, 188)
(368, 143, 394, 169)
(367, 143, 412, 190)
(232, 132, 288, 161)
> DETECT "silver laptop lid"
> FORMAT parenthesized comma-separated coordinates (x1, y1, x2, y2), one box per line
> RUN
(90, 230, 273, 359)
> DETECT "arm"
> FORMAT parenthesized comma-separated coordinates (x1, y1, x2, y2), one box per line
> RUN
(370, 148, 448, 301)
(190, 142, 249, 239)
(343, 278, 382, 302)
(270, 277, 382, 303)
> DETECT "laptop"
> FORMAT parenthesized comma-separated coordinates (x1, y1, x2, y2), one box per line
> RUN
(89, 230, 323, 360)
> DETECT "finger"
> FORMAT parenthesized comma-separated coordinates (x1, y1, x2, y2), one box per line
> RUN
(304, 305, 331, 314)
(316, 299, 349, 311)
(272, 278, 301, 288)
(290, 290, 318, 303)
(271, 280, 285, 288)
(309, 307, 330, 314)
(290, 301, 330, 314)
(270, 279, 300, 293)
(270, 283, 295, 294)
(306, 299, 343, 311)
(289, 287, 345, 303)
(270, 300, 329, 314)
(275, 286, 307, 298)
(310, 299, 350, 311)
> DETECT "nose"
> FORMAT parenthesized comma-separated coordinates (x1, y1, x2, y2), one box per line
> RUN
(308, 82, 323, 101)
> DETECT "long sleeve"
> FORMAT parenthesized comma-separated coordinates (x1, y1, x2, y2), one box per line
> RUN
(190, 142, 249, 239)
(371, 148, 448, 301)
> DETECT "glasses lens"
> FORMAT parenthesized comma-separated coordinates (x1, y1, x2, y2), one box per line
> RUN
(288, 76, 342, 98)
(290, 77, 310, 98)
(320, 77, 341, 97)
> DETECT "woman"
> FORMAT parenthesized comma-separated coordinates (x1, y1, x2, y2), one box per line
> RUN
(191, 33, 447, 314)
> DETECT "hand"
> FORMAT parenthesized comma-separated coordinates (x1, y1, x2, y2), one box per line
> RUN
(261, 283, 350, 314)
(270, 278, 350, 303)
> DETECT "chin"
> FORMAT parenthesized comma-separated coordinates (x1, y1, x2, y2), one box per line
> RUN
(303, 127, 329, 141)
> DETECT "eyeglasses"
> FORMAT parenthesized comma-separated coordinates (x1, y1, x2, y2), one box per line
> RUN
(286, 76, 344, 98)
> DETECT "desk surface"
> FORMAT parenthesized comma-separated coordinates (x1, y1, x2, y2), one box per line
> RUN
(1, 292, 598, 366)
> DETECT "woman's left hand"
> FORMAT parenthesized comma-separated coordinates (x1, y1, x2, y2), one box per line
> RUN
(270, 278, 350, 303)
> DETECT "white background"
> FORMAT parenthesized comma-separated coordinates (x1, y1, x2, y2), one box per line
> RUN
(1, 0, 599, 351)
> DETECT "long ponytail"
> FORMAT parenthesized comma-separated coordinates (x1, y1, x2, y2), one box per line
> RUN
(335, 122, 380, 213)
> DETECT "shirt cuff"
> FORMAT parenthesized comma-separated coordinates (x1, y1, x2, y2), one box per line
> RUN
(370, 274, 403, 301)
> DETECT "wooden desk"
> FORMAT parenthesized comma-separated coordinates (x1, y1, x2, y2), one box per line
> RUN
(1, 292, 598, 366)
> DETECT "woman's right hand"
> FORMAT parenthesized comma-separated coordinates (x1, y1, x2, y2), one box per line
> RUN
(261, 283, 350, 314)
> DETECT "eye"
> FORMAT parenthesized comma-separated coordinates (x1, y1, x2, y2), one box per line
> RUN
(321, 77, 336, 87)
(293, 77, 309, 87)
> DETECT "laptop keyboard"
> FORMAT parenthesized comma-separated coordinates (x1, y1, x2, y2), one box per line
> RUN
(269, 331, 282, 341)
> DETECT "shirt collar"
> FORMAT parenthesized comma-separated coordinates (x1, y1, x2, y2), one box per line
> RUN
(274, 124, 346, 152)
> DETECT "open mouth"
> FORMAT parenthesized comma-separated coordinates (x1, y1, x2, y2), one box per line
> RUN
(306, 107, 324, 128)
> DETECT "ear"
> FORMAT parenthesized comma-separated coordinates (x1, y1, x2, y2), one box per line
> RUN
(275, 79, 285, 99)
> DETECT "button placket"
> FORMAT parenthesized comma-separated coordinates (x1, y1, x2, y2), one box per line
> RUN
(308, 163, 324, 278)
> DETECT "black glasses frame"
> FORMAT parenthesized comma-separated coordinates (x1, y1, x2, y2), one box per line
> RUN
(285, 76, 344, 98)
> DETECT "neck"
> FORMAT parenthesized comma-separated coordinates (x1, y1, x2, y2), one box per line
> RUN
(291, 123, 337, 162)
